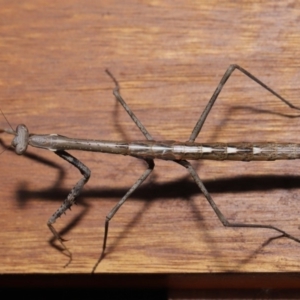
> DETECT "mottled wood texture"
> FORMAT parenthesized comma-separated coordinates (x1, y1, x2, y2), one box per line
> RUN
(1, 0, 300, 288)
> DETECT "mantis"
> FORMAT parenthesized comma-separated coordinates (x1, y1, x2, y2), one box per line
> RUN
(1, 65, 300, 272)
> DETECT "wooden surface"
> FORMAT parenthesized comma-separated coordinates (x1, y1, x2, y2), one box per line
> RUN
(1, 0, 300, 286)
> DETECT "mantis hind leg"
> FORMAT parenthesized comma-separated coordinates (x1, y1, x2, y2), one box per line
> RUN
(189, 64, 300, 142)
(177, 159, 300, 246)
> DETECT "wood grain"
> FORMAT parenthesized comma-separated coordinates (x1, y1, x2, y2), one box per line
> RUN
(1, 0, 300, 286)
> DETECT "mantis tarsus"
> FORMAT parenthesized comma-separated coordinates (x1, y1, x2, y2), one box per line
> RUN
(1, 64, 300, 272)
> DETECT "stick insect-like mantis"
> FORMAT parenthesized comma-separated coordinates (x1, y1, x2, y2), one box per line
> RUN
(1, 65, 300, 272)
